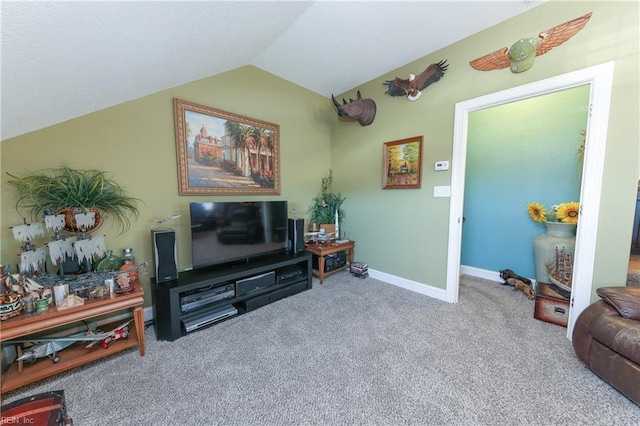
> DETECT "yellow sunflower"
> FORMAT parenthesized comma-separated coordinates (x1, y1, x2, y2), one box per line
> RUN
(527, 202, 547, 222)
(555, 202, 579, 224)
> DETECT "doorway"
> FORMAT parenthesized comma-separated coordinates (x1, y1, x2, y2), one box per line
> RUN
(461, 85, 589, 280)
(445, 62, 615, 338)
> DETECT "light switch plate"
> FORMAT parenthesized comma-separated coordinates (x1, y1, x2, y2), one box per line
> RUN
(433, 185, 451, 197)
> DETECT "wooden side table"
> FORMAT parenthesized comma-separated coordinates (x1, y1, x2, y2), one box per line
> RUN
(304, 240, 355, 284)
(0, 280, 145, 393)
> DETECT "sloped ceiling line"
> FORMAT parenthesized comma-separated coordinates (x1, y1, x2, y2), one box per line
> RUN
(1, 1, 543, 141)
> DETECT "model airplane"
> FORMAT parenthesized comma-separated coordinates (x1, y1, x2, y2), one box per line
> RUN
(7, 320, 133, 367)
(84, 320, 131, 349)
(304, 231, 336, 242)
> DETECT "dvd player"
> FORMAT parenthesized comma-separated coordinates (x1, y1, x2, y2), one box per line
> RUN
(180, 283, 235, 313)
(181, 305, 238, 333)
(276, 265, 304, 283)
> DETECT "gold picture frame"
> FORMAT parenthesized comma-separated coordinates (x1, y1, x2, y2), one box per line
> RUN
(382, 136, 423, 189)
(174, 98, 280, 195)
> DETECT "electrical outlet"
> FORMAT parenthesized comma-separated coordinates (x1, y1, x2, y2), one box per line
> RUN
(433, 185, 451, 197)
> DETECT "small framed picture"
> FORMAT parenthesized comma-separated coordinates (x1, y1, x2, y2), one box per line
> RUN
(382, 136, 423, 189)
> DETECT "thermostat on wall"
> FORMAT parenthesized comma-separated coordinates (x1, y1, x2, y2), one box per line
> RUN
(435, 161, 449, 171)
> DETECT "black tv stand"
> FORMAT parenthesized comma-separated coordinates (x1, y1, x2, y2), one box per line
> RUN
(151, 252, 312, 341)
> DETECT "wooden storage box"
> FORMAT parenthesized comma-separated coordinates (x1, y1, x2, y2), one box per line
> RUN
(1, 390, 73, 425)
(534, 283, 570, 327)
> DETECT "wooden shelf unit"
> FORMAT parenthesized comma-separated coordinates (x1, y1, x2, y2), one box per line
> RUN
(304, 240, 355, 284)
(1, 280, 145, 393)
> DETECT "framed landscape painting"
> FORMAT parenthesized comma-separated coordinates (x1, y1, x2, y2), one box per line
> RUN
(174, 98, 280, 195)
(382, 136, 423, 189)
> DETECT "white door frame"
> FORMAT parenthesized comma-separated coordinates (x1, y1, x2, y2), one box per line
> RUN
(446, 62, 615, 339)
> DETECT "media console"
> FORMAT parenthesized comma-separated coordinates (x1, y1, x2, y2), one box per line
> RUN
(151, 252, 312, 341)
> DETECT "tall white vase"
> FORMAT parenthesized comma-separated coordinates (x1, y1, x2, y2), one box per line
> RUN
(533, 222, 577, 289)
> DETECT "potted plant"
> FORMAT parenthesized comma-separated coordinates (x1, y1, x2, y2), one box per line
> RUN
(7, 165, 141, 234)
(307, 169, 346, 234)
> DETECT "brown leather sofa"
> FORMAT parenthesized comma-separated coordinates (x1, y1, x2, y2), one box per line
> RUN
(572, 286, 640, 405)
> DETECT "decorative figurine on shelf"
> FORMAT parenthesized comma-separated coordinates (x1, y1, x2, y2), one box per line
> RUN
(85, 320, 132, 350)
(0, 266, 23, 321)
(1, 296, 24, 319)
(6, 321, 131, 368)
(45, 212, 79, 277)
(57, 294, 85, 310)
(11, 220, 47, 276)
(119, 247, 138, 279)
(12, 329, 97, 365)
(115, 273, 134, 294)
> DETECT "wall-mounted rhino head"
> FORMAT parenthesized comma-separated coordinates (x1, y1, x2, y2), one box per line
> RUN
(331, 90, 376, 127)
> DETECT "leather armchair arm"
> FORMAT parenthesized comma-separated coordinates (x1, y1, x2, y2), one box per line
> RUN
(572, 300, 620, 365)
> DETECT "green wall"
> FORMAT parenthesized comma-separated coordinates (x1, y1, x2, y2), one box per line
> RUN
(1, 1, 638, 306)
(329, 1, 639, 300)
(0, 66, 334, 305)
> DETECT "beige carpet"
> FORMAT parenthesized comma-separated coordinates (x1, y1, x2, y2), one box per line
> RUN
(3, 273, 639, 425)
(628, 255, 640, 287)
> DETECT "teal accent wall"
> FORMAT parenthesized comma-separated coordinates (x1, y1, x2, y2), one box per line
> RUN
(462, 85, 590, 278)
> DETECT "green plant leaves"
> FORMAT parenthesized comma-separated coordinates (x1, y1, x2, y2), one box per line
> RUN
(307, 169, 346, 226)
(7, 166, 141, 233)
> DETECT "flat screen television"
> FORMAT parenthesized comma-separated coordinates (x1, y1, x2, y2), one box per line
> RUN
(190, 201, 288, 270)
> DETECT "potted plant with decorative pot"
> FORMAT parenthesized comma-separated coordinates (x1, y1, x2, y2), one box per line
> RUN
(307, 169, 346, 237)
(7, 166, 141, 234)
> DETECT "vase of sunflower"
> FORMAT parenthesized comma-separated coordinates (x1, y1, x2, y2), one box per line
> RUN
(527, 201, 579, 290)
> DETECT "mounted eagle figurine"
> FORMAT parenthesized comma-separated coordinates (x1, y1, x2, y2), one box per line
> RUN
(331, 91, 377, 126)
(383, 60, 448, 101)
(469, 12, 592, 73)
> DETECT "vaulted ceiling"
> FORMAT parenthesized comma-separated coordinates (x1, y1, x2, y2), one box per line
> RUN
(1, 1, 544, 141)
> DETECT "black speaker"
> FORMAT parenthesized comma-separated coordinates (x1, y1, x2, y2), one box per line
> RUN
(152, 229, 178, 283)
(287, 218, 305, 253)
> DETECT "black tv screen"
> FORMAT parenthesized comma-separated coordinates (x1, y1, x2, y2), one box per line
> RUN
(190, 201, 288, 269)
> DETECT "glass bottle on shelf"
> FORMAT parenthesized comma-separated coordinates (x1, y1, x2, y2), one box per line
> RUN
(96, 250, 122, 272)
(120, 247, 138, 278)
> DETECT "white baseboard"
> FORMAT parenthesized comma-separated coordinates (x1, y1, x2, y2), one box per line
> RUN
(368, 268, 451, 303)
(367, 265, 516, 305)
(459, 265, 503, 283)
(144, 306, 153, 322)
(459, 265, 537, 288)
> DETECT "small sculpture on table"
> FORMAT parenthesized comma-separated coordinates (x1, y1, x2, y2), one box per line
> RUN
(305, 228, 336, 246)
(115, 273, 134, 294)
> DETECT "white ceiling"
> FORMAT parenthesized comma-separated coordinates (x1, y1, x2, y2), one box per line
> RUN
(1, 1, 544, 141)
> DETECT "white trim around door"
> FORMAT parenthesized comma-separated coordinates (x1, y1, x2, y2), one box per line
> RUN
(446, 62, 615, 339)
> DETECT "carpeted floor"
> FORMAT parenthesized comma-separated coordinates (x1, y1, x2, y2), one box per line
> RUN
(2, 273, 639, 425)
